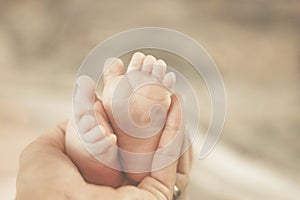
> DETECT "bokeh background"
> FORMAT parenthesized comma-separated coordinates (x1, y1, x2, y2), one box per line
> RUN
(0, 0, 299, 199)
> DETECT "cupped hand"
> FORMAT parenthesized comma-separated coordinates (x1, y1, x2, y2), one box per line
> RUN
(16, 97, 192, 200)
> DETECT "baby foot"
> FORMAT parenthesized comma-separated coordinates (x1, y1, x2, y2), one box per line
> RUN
(65, 75, 123, 187)
(102, 52, 176, 183)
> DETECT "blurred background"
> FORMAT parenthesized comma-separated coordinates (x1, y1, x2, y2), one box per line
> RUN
(0, 0, 299, 199)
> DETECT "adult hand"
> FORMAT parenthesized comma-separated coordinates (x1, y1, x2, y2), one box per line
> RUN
(16, 97, 192, 200)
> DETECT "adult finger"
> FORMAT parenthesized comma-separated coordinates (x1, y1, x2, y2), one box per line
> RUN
(141, 94, 184, 200)
(175, 145, 193, 200)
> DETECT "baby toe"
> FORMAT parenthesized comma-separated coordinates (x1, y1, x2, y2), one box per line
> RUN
(127, 52, 145, 72)
(81, 125, 106, 143)
(76, 75, 96, 102)
(74, 75, 96, 119)
(162, 72, 176, 89)
(152, 59, 167, 81)
(85, 136, 115, 156)
(78, 115, 97, 133)
(141, 55, 156, 73)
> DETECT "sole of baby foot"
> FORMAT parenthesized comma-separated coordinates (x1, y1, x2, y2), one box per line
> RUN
(102, 53, 176, 183)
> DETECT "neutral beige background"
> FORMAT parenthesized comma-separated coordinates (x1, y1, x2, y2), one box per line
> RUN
(0, 0, 299, 199)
